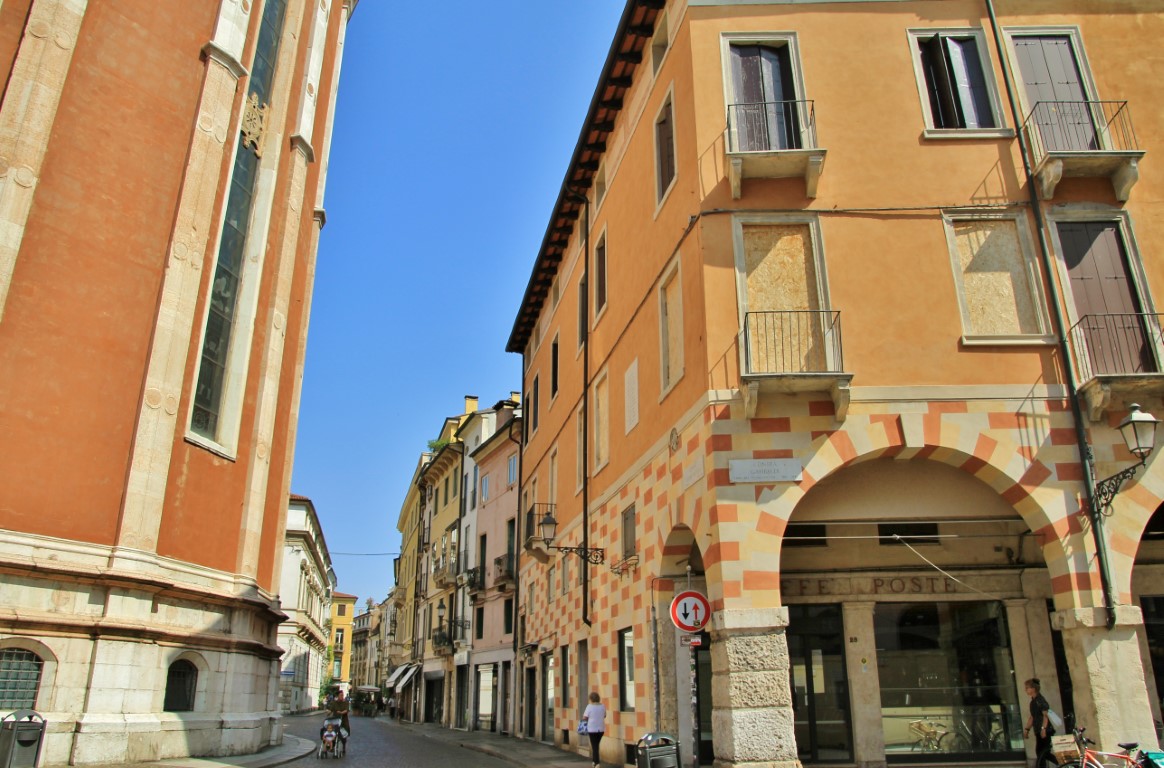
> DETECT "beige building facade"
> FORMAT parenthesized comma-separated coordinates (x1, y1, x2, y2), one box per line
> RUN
(509, 2, 1164, 768)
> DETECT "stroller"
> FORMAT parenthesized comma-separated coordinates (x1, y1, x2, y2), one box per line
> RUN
(317, 717, 347, 759)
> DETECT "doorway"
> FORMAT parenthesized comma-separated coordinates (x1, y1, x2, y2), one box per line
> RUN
(424, 676, 444, 724)
(692, 633, 714, 764)
(788, 605, 852, 763)
(542, 652, 556, 742)
(525, 666, 537, 737)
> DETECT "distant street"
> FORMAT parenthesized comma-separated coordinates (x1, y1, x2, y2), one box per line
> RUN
(281, 714, 514, 768)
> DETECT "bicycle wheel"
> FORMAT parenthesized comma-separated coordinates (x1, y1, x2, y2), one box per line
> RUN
(941, 732, 971, 753)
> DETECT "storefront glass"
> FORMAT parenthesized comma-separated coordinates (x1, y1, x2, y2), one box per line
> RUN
(876, 601, 1023, 762)
(789, 605, 852, 763)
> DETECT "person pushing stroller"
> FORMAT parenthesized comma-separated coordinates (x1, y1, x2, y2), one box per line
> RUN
(319, 689, 350, 758)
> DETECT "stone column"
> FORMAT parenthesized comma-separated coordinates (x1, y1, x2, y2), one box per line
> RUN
(1051, 606, 1158, 749)
(710, 607, 799, 768)
(842, 602, 885, 768)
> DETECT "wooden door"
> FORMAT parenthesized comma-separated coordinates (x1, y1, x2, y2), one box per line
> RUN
(1059, 221, 1154, 375)
(730, 44, 800, 151)
(1014, 36, 1096, 151)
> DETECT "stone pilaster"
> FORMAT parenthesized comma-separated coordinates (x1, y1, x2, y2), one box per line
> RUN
(710, 607, 799, 768)
(1051, 606, 1158, 750)
(842, 602, 885, 768)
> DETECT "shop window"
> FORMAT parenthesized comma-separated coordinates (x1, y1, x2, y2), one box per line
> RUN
(618, 628, 635, 711)
(164, 659, 198, 712)
(875, 601, 1023, 761)
(879, 522, 940, 545)
(0, 648, 43, 709)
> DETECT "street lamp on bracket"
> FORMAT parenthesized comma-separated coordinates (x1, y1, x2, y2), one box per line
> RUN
(1091, 403, 1161, 514)
(537, 511, 605, 564)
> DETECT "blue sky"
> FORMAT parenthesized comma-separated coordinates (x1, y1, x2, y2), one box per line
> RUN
(291, 1, 626, 606)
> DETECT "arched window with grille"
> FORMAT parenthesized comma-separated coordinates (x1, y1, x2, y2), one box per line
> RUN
(164, 660, 198, 712)
(0, 648, 43, 709)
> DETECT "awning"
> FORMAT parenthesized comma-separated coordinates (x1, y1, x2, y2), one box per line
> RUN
(356, 685, 379, 692)
(396, 664, 419, 691)
(384, 665, 409, 688)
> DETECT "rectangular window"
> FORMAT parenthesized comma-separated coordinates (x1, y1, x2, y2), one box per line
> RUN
(531, 375, 540, 434)
(651, 12, 669, 74)
(561, 555, 569, 595)
(594, 234, 608, 317)
(452, 470, 458, 497)
(504, 598, 514, 635)
(508, 454, 518, 485)
(471, 465, 479, 509)
(660, 261, 683, 392)
(551, 336, 559, 397)
(784, 523, 827, 547)
(548, 565, 555, 602)
(911, 30, 999, 132)
(594, 374, 609, 470)
(548, 450, 558, 505)
(655, 96, 677, 201)
(481, 474, 490, 502)
(944, 215, 1046, 341)
(879, 522, 940, 546)
(622, 504, 636, 559)
(476, 606, 484, 640)
(561, 645, 571, 708)
(595, 164, 607, 208)
(618, 628, 635, 711)
(726, 39, 802, 152)
(443, 477, 449, 506)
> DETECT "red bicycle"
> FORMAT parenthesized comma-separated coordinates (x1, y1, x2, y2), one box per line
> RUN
(1057, 726, 1148, 768)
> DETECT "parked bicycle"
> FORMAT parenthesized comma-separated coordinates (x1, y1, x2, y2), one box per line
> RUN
(941, 709, 1009, 753)
(910, 719, 949, 752)
(1057, 726, 1150, 768)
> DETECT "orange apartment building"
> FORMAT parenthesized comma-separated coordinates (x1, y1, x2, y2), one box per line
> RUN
(0, 0, 355, 763)
(509, 2, 1164, 768)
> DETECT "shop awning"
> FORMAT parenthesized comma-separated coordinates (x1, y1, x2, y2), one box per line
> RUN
(384, 665, 409, 688)
(356, 684, 379, 692)
(395, 664, 419, 691)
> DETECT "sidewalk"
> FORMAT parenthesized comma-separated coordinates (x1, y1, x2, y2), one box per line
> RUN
(388, 717, 595, 768)
(96, 735, 317, 768)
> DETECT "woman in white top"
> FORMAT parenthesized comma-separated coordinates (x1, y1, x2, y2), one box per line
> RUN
(581, 691, 606, 768)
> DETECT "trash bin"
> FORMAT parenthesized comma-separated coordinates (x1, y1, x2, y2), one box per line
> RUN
(636, 732, 680, 768)
(0, 710, 45, 768)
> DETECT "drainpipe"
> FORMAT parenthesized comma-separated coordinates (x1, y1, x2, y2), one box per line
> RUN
(565, 185, 592, 627)
(984, 0, 1117, 629)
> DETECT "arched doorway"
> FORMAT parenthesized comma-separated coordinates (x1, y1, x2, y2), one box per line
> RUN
(784, 456, 1043, 765)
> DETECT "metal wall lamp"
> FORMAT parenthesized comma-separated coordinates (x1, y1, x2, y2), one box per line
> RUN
(537, 511, 605, 564)
(1092, 403, 1160, 515)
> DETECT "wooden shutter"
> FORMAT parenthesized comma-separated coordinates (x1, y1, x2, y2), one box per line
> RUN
(656, 101, 675, 197)
(1014, 36, 1095, 151)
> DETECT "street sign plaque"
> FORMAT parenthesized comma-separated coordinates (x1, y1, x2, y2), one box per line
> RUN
(670, 590, 710, 633)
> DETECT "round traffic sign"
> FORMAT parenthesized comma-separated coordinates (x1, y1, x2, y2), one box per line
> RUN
(670, 590, 710, 633)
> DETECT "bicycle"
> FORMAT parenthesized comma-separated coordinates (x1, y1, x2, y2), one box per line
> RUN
(1057, 726, 1146, 768)
(909, 719, 949, 752)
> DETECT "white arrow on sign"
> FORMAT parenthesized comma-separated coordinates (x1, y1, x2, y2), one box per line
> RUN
(670, 590, 711, 633)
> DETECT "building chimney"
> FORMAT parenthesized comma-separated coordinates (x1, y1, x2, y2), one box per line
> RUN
(465, 395, 478, 414)
(510, 391, 520, 404)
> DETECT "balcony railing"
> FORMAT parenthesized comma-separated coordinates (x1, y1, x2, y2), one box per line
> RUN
(433, 556, 456, 588)
(465, 565, 485, 592)
(742, 310, 843, 376)
(493, 553, 515, 584)
(725, 100, 824, 198)
(1023, 100, 1144, 200)
(1068, 313, 1164, 420)
(523, 503, 555, 545)
(432, 629, 452, 655)
(739, 310, 851, 419)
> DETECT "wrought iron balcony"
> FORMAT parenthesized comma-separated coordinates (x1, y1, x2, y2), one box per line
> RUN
(725, 99, 825, 198)
(740, 310, 852, 419)
(433, 555, 456, 588)
(432, 629, 453, 655)
(1068, 312, 1164, 420)
(464, 565, 485, 592)
(1023, 100, 1144, 200)
(493, 553, 515, 584)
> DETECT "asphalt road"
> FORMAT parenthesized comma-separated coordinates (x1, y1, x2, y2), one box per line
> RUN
(280, 714, 514, 768)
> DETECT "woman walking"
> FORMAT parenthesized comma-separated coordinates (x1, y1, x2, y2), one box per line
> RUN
(581, 691, 606, 768)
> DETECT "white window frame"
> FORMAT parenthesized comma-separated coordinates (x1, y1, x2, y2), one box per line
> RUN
(507, 454, 517, 486)
(550, 332, 560, 404)
(906, 27, 1010, 139)
(650, 11, 670, 76)
(719, 32, 807, 153)
(575, 407, 585, 494)
(731, 212, 836, 370)
(941, 211, 1053, 345)
(1001, 26, 1099, 121)
(624, 358, 639, 435)
(594, 163, 608, 211)
(1043, 206, 1162, 369)
(658, 256, 684, 399)
(654, 87, 678, 214)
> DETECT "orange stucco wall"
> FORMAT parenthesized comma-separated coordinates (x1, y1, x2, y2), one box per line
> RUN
(0, 2, 213, 544)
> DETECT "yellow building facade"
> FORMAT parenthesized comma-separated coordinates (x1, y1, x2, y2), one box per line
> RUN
(329, 592, 357, 695)
(510, 2, 1164, 768)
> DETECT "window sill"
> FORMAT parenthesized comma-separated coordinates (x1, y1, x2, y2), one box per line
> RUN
(659, 370, 684, 403)
(184, 431, 238, 462)
(922, 127, 1015, 140)
(960, 334, 1056, 347)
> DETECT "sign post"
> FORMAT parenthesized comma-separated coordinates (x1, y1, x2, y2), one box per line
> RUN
(670, 588, 710, 768)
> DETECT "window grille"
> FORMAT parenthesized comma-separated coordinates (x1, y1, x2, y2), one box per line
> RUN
(164, 660, 198, 712)
(0, 648, 43, 709)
